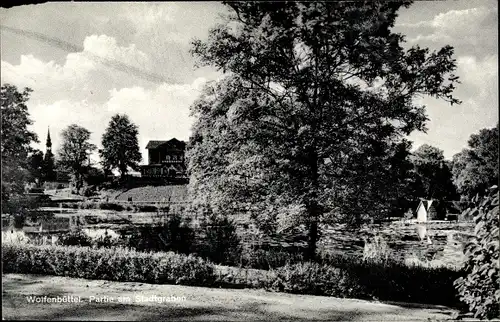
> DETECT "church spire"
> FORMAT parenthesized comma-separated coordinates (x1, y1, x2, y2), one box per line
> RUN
(46, 127, 52, 152)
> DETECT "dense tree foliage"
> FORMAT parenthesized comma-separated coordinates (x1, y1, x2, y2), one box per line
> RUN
(27, 149, 45, 186)
(410, 144, 457, 201)
(188, 1, 460, 258)
(454, 185, 499, 319)
(58, 124, 96, 192)
(452, 124, 499, 199)
(1, 84, 39, 217)
(99, 114, 142, 179)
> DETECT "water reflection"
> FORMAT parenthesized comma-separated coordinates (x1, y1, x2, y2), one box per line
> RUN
(416, 224, 426, 241)
(416, 224, 432, 244)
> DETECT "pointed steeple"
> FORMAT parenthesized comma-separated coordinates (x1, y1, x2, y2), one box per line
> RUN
(46, 127, 52, 152)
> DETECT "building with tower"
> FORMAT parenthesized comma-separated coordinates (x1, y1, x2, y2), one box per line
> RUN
(43, 127, 70, 188)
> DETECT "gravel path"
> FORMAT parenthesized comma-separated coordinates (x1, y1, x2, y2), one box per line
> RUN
(2, 273, 457, 321)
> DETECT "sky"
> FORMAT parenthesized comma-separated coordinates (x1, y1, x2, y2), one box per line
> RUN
(0, 1, 498, 164)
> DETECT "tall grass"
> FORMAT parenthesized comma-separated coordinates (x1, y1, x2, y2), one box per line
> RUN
(363, 235, 391, 263)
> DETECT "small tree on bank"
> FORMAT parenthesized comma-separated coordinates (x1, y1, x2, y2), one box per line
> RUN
(58, 124, 96, 193)
(99, 114, 142, 179)
(188, 1, 461, 259)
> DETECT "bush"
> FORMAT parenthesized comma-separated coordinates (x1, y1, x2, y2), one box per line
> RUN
(78, 201, 94, 210)
(363, 235, 391, 263)
(267, 262, 364, 298)
(454, 186, 500, 320)
(123, 214, 194, 254)
(99, 202, 124, 211)
(90, 229, 124, 248)
(136, 205, 158, 212)
(294, 252, 461, 307)
(82, 185, 96, 197)
(240, 247, 304, 270)
(355, 258, 461, 306)
(58, 230, 92, 247)
(199, 212, 241, 265)
(2, 243, 216, 286)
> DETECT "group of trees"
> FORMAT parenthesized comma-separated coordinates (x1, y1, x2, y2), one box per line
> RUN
(1, 83, 143, 198)
(56, 113, 142, 192)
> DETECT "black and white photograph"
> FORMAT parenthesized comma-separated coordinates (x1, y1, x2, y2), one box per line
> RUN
(1, 1, 498, 321)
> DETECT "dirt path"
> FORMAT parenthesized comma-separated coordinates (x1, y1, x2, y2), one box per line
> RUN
(2, 273, 457, 321)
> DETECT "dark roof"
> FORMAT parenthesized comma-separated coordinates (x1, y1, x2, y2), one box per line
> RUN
(145, 138, 186, 150)
(417, 200, 432, 212)
(146, 141, 168, 149)
(416, 199, 440, 213)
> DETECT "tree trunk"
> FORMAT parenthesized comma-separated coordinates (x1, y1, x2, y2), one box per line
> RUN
(305, 148, 320, 261)
(120, 162, 127, 181)
(306, 202, 319, 261)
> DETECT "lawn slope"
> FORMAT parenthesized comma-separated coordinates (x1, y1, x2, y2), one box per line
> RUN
(3, 274, 457, 321)
(113, 185, 188, 203)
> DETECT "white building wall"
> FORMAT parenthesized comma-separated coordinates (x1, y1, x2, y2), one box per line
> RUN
(417, 204, 427, 222)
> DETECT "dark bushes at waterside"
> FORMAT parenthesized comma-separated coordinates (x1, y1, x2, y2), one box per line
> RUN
(123, 214, 195, 254)
(2, 243, 215, 286)
(265, 258, 463, 308)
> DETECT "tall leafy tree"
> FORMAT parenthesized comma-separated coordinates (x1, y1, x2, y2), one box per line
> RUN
(188, 1, 460, 258)
(58, 124, 96, 192)
(452, 124, 499, 199)
(99, 114, 142, 179)
(410, 144, 458, 200)
(1, 84, 39, 220)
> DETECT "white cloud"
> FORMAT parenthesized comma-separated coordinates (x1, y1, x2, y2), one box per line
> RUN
(2, 33, 210, 165)
(82, 34, 151, 70)
(106, 78, 207, 162)
(408, 54, 498, 159)
(1, 34, 161, 105)
(457, 55, 497, 94)
(26, 77, 207, 165)
(399, 6, 497, 52)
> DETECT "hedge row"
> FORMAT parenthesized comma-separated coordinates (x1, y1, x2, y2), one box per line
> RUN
(2, 243, 215, 286)
(2, 243, 463, 308)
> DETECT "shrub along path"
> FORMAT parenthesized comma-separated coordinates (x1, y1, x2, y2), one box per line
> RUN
(3, 273, 457, 321)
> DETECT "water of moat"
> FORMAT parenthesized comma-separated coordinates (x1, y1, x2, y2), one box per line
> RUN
(4, 208, 474, 263)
